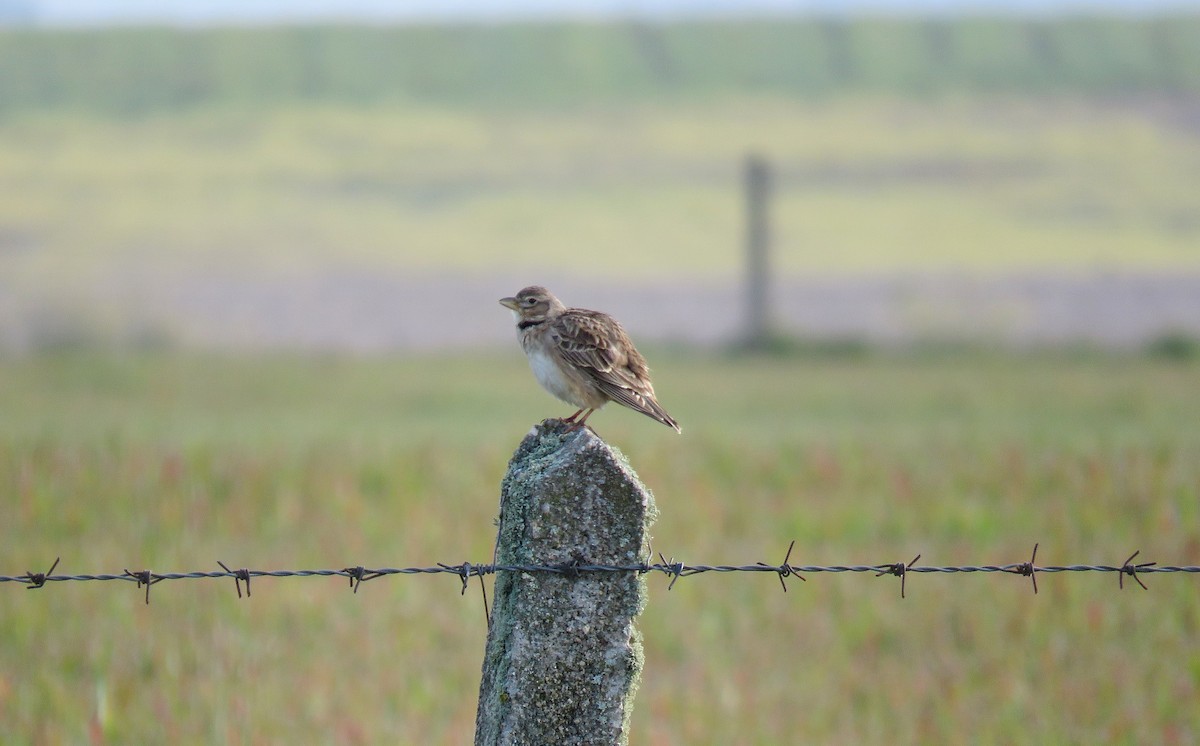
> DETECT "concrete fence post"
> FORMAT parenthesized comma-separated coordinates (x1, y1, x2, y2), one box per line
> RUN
(474, 421, 658, 746)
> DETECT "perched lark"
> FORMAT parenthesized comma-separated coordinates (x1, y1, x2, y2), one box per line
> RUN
(500, 286, 681, 433)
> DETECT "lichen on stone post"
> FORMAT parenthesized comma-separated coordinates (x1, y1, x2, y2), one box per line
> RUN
(474, 420, 658, 746)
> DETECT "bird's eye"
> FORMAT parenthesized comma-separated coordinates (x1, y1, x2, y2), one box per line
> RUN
(523, 297, 537, 306)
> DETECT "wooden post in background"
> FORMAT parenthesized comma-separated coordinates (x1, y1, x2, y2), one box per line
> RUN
(475, 421, 657, 746)
(744, 153, 774, 349)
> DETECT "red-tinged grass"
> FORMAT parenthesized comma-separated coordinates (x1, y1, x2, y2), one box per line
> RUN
(0, 351, 1198, 743)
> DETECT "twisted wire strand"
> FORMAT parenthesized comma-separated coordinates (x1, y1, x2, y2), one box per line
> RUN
(4, 542, 1196, 605)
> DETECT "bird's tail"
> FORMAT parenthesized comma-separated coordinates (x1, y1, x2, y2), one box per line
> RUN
(642, 398, 682, 433)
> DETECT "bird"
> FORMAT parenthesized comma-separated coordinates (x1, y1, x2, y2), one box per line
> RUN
(499, 286, 681, 433)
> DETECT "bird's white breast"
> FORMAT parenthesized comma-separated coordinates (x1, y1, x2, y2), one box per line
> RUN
(527, 346, 585, 407)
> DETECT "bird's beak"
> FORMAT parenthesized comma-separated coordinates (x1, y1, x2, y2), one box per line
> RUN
(499, 297, 519, 311)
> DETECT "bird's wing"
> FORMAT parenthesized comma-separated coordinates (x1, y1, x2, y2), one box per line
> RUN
(553, 310, 680, 430)
(554, 310, 645, 390)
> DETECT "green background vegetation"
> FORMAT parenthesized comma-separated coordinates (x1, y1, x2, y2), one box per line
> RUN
(2, 17, 1200, 114)
(3, 96, 1199, 347)
(2, 351, 1198, 742)
(3, 18, 1200, 350)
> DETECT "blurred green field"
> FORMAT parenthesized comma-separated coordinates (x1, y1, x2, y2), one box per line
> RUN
(3, 20, 1199, 295)
(3, 18, 1200, 114)
(4, 27, 1200, 353)
(2, 350, 1197, 743)
(3, 21, 1200, 354)
(3, 97, 1198, 303)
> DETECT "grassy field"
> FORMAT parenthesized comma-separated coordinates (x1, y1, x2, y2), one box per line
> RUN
(4, 98, 1198, 284)
(1, 350, 1197, 743)
(4, 96, 1199, 354)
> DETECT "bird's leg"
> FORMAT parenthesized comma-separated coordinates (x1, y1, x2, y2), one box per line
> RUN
(562, 408, 585, 424)
(562, 409, 594, 431)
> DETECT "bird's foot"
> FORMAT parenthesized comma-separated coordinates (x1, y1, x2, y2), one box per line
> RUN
(540, 417, 579, 433)
(564, 409, 596, 432)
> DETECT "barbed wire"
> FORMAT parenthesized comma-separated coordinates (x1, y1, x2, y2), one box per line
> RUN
(3, 544, 1198, 607)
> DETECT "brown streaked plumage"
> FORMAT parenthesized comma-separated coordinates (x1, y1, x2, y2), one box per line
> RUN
(499, 286, 681, 433)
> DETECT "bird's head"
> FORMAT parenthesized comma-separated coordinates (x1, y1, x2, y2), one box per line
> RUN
(499, 286, 565, 325)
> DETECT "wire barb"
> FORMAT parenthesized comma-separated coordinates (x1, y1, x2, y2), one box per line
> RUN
(876, 554, 921, 599)
(439, 562, 475, 596)
(757, 540, 806, 592)
(124, 569, 161, 605)
(1005, 542, 1040, 595)
(217, 561, 251, 599)
(24, 557, 60, 590)
(343, 566, 382, 594)
(658, 552, 685, 590)
(1118, 550, 1154, 591)
(560, 557, 586, 579)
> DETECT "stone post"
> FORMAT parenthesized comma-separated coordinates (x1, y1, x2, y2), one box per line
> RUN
(475, 421, 657, 746)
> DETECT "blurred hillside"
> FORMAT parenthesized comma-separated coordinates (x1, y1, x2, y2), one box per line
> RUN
(1, 18, 1199, 353)
(2, 18, 1200, 113)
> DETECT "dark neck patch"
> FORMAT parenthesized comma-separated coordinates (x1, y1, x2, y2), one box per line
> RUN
(518, 319, 545, 330)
